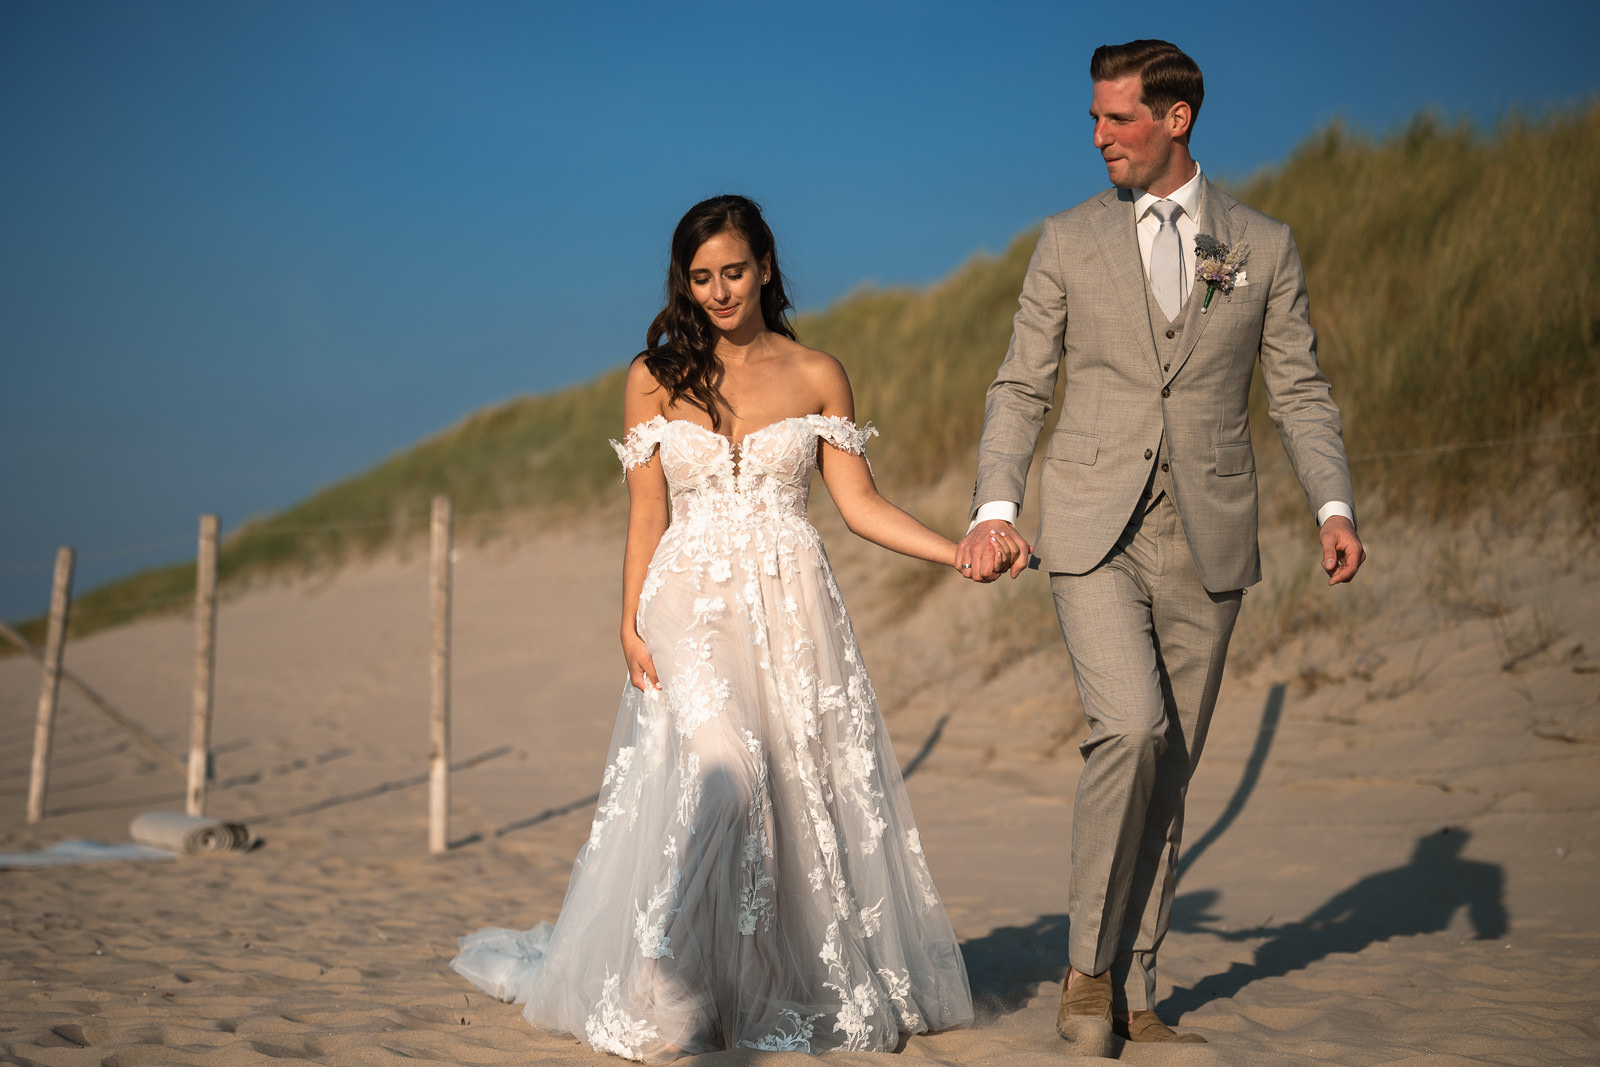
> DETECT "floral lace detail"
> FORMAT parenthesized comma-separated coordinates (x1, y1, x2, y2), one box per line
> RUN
(610, 416, 668, 474)
(819, 920, 876, 1051)
(614, 416, 871, 535)
(672, 751, 702, 830)
(859, 897, 885, 937)
(740, 1008, 823, 1052)
(585, 971, 662, 1058)
(589, 744, 635, 847)
(668, 638, 730, 739)
(612, 415, 875, 485)
(802, 413, 878, 457)
(878, 968, 922, 1030)
(634, 837, 682, 960)
(737, 731, 776, 936)
(906, 829, 941, 911)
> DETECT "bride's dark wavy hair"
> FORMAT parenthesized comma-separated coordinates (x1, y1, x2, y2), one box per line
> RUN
(642, 194, 796, 431)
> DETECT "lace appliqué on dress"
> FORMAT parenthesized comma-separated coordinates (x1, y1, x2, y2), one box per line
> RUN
(740, 1008, 823, 1053)
(633, 837, 682, 960)
(802, 413, 878, 458)
(586, 971, 663, 1058)
(610, 414, 876, 476)
(610, 415, 669, 475)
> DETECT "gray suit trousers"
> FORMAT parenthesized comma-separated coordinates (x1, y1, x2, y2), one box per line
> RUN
(1050, 483, 1241, 1012)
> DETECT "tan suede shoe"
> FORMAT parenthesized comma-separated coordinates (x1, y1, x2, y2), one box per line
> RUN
(1055, 970, 1114, 1057)
(1114, 1010, 1208, 1043)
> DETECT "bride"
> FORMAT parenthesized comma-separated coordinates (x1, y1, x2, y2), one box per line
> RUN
(452, 195, 1012, 1062)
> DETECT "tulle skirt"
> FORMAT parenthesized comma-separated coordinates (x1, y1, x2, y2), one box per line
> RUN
(453, 521, 973, 1061)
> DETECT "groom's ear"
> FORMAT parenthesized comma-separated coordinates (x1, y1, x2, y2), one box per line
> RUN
(1166, 100, 1194, 142)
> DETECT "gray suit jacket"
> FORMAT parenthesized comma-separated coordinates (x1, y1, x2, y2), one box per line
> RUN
(974, 176, 1353, 592)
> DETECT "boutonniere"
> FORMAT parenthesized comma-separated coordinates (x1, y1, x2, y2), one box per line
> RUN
(1194, 234, 1249, 313)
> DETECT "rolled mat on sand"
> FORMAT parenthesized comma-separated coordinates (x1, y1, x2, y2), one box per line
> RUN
(129, 811, 252, 854)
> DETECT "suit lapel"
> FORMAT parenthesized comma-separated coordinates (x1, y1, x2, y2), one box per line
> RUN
(1168, 177, 1244, 382)
(1090, 189, 1163, 378)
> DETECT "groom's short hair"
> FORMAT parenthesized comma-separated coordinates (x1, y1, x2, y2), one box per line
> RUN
(1091, 40, 1204, 131)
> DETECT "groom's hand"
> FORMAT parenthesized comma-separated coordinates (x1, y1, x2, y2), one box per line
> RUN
(956, 520, 1031, 582)
(1319, 515, 1365, 585)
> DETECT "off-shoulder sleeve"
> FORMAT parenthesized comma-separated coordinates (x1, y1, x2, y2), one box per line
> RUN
(804, 414, 879, 456)
(609, 416, 667, 475)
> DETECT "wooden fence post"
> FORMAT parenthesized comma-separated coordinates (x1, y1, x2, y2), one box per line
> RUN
(429, 495, 453, 854)
(187, 514, 220, 817)
(1, 620, 186, 775)
(26, 547, 75, 822)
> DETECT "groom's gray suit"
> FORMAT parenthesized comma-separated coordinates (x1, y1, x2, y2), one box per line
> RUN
(973, 173, 1353, 1009)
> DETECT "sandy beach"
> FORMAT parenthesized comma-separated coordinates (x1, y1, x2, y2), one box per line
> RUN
(3, 509, 1598, 1066)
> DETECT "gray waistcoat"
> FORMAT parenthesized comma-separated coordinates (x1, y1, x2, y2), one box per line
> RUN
(1140, 269, 1196, 503)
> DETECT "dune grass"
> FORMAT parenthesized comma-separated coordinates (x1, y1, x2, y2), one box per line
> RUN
(9, 104, 1596, 648)
(798, 235, 1038, 491)
(1239, 107, 1600, 520)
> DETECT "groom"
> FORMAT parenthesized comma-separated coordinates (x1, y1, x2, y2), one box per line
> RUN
(956, 40, 1364, 1052)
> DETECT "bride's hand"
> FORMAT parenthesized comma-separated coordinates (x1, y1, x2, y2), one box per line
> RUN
(622, 631, 661, 692)
(955, 521, 1030, 582)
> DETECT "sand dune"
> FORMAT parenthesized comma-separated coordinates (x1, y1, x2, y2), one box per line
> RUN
(3, 515, 1597, 1065)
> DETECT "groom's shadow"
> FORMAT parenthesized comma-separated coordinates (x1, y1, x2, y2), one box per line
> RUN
(958, 826, 1509, 1023)
(1160, 826, 1509, 1019)
(957, 681, 1508, 1021)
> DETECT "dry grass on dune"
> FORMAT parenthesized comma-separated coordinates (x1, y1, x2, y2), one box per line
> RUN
(1240, 108, 1600, 520)
(797, 233, 1038, 490)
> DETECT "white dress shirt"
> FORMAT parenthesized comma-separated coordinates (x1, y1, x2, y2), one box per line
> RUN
(973, 161, 1354, 532)
(1133, 164, 1203, 311)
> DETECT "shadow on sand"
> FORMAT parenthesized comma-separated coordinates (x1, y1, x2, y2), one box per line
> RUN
(959, 912, 1071, 1020)
(957, 683, 1509, 1022)
(1160, 826, 1508, 1018)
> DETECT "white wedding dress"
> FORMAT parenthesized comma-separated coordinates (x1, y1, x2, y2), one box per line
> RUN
(451, 415, 973, 1062)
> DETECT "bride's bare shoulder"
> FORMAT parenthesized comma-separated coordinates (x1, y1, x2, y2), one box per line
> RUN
(624, 353, 671, 421)
(627, 353, 670, 395)
(628, 351, 660, 381)
(770, 336, 846, 382)
(770, 339, 853, 414)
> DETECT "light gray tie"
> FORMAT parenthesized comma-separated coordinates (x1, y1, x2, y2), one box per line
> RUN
(1149, 200, 1183, 321)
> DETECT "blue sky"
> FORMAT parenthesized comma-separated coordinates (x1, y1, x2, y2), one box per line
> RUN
(3, 0, 1597, 621)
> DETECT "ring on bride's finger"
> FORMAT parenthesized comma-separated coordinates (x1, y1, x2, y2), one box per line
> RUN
(961, 563, 972, 569)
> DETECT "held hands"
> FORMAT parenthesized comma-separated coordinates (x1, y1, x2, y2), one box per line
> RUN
(955, 520, 1031, 582)
(1319, 515, 1366, 585)
(623, 629, 661, 692)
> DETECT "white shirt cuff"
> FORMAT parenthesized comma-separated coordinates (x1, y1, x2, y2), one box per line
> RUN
(1317, 501, 1355, 528)
(968, 501, 1019, 532)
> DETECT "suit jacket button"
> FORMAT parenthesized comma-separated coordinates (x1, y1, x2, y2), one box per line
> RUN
(1163, 363, 1170, 371)
(1161, 462, 1170, 472)
(1165, 329, 1176, 339)
(1161, 386, 1171, 398)
(1144, 448, 1153, 460)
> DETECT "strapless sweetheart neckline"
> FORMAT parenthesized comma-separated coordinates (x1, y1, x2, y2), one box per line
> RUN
(629, 414, 820, 451)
